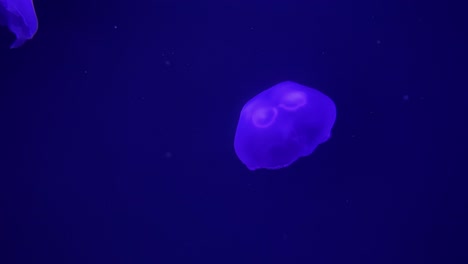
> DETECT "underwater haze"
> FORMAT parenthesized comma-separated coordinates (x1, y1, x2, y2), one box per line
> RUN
(0, 0, 467, 263)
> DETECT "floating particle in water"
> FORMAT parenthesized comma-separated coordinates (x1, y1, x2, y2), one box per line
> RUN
(234, 81, 336, 170)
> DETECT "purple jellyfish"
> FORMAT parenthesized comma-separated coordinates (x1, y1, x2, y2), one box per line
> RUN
(0, 0, 38, 48)
(234, 81, 336, 170)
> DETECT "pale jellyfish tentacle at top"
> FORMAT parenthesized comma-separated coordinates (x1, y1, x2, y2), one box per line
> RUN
(0, 0, 38, 48)
(234, 81, 336, 170)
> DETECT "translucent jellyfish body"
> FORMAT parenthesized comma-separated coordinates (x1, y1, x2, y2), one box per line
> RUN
(0, 0, 38, 48)
(234, 81, 336, 170)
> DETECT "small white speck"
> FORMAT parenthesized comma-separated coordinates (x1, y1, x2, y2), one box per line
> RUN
(403, 94, 409, 101)
(113, 25, 118, 29)
(164, 152, 173, 158)
(164, 60, 171, 66)
(376, 40, 381, 45)
(321, 51, 326, 55)
(83, 70, 88, 74)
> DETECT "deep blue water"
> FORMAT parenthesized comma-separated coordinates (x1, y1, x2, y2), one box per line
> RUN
(0, 0, 467, 263)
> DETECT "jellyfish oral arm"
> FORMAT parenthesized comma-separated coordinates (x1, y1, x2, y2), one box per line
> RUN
(0, 0, 38, 48)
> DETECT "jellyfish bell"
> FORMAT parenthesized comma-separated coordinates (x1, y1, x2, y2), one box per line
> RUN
(0, 0, 38, 48)
(234, 81, 336, 170)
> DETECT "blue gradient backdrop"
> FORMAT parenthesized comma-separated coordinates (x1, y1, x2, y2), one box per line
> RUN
(0, 0, 466, 263)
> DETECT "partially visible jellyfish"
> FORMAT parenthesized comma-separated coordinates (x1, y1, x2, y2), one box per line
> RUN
(234, 81, 336, 170)
(0, 0, 38, 48)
